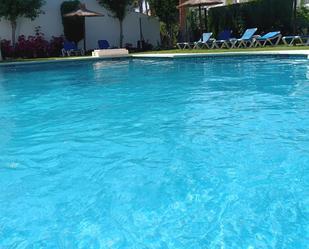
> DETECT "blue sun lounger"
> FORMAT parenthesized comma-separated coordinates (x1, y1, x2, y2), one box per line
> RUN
(282, 35, 309, 46)
(193, 33, 214, 49)
(98, 40, 110, 49)
(212, 30, 233, 49)
(176, 40, 192, 49)
(177, 33, 213, 49)
(229, 28, 258, 48)
(62, 41, 84, 56)
(254, 31, 282, 47)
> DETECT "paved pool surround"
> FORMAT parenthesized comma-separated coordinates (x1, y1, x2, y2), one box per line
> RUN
(0, 50, 308, 66)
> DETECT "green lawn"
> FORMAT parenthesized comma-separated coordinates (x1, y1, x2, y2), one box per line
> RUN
(137, 45, 309, 54)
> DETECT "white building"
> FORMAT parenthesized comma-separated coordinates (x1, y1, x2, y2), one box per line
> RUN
(0, 0, 160, 50)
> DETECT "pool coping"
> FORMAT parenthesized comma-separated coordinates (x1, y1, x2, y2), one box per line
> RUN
(0, 55, 131, 66)
(131, 50, 309, 59)
(0, 50, 308, 66)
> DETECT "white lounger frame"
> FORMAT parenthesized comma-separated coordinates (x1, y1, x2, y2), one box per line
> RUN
(254, 34, 282, 47)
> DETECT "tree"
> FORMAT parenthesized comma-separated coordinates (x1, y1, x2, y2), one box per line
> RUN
(148, 0, 179, 47)
(0, 0, 45, 46)
(133, 0, 144, 13)
(296, 5, 309, 34)
(133, 0, 151, 15)
(97, 0, 133, 48)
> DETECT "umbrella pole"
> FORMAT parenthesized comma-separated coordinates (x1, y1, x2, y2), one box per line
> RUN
(293, 0, 297, 34)
(83, 17, 86, 53)
(204, 8, 208, 32)
(199, 5, 202, 34)
(186, 11, 188, 42)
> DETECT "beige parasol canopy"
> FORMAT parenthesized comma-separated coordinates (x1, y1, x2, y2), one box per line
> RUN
(64, 3, 103, 17)
(178, 0, 223, 8)
(178, 0, 223, 33)
(64, 4, 103, 51)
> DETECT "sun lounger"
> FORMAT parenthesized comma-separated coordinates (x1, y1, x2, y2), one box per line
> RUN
(177, 33, 213, 49)
(254, 31, 282, 47)
(62, 41, 84, 56)
(229, 28, 258, 48)
(282, 35, 309, 46)
(176, 41, 192, 49)
(212, 30, 233, 49)
(176, 38, 193, 49)
(98, 40, 110, 49)
(193, 33, 214, 49)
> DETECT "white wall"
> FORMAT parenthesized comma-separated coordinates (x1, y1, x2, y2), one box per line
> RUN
(0, 0, 160, 50)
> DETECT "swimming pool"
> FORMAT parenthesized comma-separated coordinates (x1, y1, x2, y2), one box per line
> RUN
(0, 56, 308, 248)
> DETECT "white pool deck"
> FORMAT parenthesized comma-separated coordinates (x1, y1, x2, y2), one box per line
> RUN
(0, 50, 308, 66)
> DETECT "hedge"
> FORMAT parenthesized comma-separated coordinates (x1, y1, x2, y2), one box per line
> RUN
(208, 0, 294, 37)
(60, 0, 84, 44)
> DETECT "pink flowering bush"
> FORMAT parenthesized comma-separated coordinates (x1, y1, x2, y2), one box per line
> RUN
(1, 27, 64, 59)
(48, 36, 65, 57)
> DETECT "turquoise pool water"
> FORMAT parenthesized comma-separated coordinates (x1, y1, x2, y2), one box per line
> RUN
(0, 56, 308, 248)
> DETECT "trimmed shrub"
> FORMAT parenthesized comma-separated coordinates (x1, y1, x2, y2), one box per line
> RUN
(60, 0, 84, 44)
(208, 0, 294, 37)
(186, 10, 201, 42)
(49, 36, 65, 57)
(296, 6, 309, 34)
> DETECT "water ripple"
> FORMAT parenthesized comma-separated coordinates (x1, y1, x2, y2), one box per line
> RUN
(0, 57, 308, 248)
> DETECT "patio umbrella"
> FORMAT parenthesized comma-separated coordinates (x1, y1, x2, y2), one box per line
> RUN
(178, 0, 223, 32)
(64, 3, 103, 51)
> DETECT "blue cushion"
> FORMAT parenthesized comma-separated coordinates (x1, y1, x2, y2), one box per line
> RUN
(240, 28, 257, 40)
(63, 41, 77, 51)
(98, 40, 110, 49)
(257, 31, 281, 40)
(217, 30, 232, 41)
(202, 33, 213, 42)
